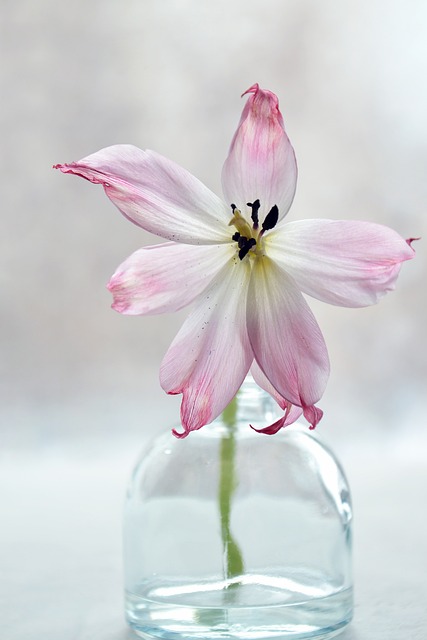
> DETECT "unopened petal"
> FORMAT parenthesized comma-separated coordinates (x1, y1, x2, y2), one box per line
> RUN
(247, 257, 329, 413)
(222, 84, 297, 222)
(160, 258, 253, 437)
(268, 220, 416, 307)
(55, 145, 231, 244)
(108, 242, 234, 315)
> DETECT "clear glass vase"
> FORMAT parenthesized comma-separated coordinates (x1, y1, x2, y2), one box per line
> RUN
(123, 378, 353, 639)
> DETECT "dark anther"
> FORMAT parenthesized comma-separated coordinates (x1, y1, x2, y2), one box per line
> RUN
(231, 231, 251, 250)
(231, 203, 236, 212)
(238, 237, 256, 260)
(247, 199, 260, 229)
(262, 205, 279, 232)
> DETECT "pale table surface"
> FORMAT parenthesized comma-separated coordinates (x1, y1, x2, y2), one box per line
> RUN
(1, 434, 426, 640)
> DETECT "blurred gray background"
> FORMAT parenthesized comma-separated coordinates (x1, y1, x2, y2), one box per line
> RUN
(1, 0, 425, 451)
(1, 2, 426, 638)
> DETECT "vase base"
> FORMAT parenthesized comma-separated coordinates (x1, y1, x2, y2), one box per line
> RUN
(125, 575, 352, 640)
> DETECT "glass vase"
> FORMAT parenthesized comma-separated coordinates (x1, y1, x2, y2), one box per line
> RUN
(123, 378, 353, 639)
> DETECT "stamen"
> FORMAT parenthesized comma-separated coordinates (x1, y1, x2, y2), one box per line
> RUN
(232, 231, 240, 242)
(262, 205, 279, 233)
(238, 238, 256, 260)
(247, 199, 260, 229)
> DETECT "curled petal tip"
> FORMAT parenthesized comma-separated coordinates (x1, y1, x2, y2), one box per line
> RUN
(53, 162, 73, 173)
(53, 163, 69, 174)
(240, 83, 280, 113)
(241, 83, 260, 98)
(250, 401, 303, 435)
(172, 426, 189, 439)
(250, 417, 287, 435)
(406, 237, 420, 250)
(303, 404, 323, 430)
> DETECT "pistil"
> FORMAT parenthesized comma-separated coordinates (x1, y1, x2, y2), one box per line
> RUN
(229, 204, 253, 239)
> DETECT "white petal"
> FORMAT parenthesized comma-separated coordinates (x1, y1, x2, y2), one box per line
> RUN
(56, 145, 231, 244)
(268, 220, 416, 307)
(247, 256, 330, 410)
(251, 360, 295, 411)
(108, 242, 234, 315)
(160, 258, 253, 436)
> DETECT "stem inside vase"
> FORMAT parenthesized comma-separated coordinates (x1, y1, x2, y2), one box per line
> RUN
(218, 394, 245, 587)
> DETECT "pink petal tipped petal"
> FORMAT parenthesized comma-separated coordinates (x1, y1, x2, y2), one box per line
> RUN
(250, 405, 302, 435)
(251, 360, 292, 411)
(303, 404, 324, 430)
(108, 242, 233, 315)
(268, 220, 416, 307)
(247, 257, 330, 411)
(222, 84, 297, 222)
(249, 360, 303, 433)
(406, 237, 420, 248)
(160, 258, 253, 437)
(55, 145, 231, 244)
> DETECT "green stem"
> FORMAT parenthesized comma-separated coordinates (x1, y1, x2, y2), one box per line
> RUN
(218, 395, 244, 584)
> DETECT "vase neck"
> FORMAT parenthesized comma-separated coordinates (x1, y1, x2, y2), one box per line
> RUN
(228, 375, 281, 429)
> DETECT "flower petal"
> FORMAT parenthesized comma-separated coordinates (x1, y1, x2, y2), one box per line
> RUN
(160, 258, 253, 437)
(108, 242, 234, 315)
(247, 257, 329, 424)
(222, 83, 297, 223)
(55, 145, 231, 244)
(250, 411, 299, 435)
(268, 220, 416, 307)
(250, 361, 303, 434)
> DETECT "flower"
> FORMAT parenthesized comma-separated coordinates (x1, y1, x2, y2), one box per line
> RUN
(55, 84, 415, 438)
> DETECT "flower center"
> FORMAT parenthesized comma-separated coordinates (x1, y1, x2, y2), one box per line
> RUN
(229, 200, 279, 260)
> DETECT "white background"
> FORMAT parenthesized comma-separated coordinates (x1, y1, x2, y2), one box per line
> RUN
(1, 1, 426, 638)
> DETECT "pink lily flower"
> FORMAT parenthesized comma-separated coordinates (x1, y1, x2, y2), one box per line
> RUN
(55, 84, 415, 437)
